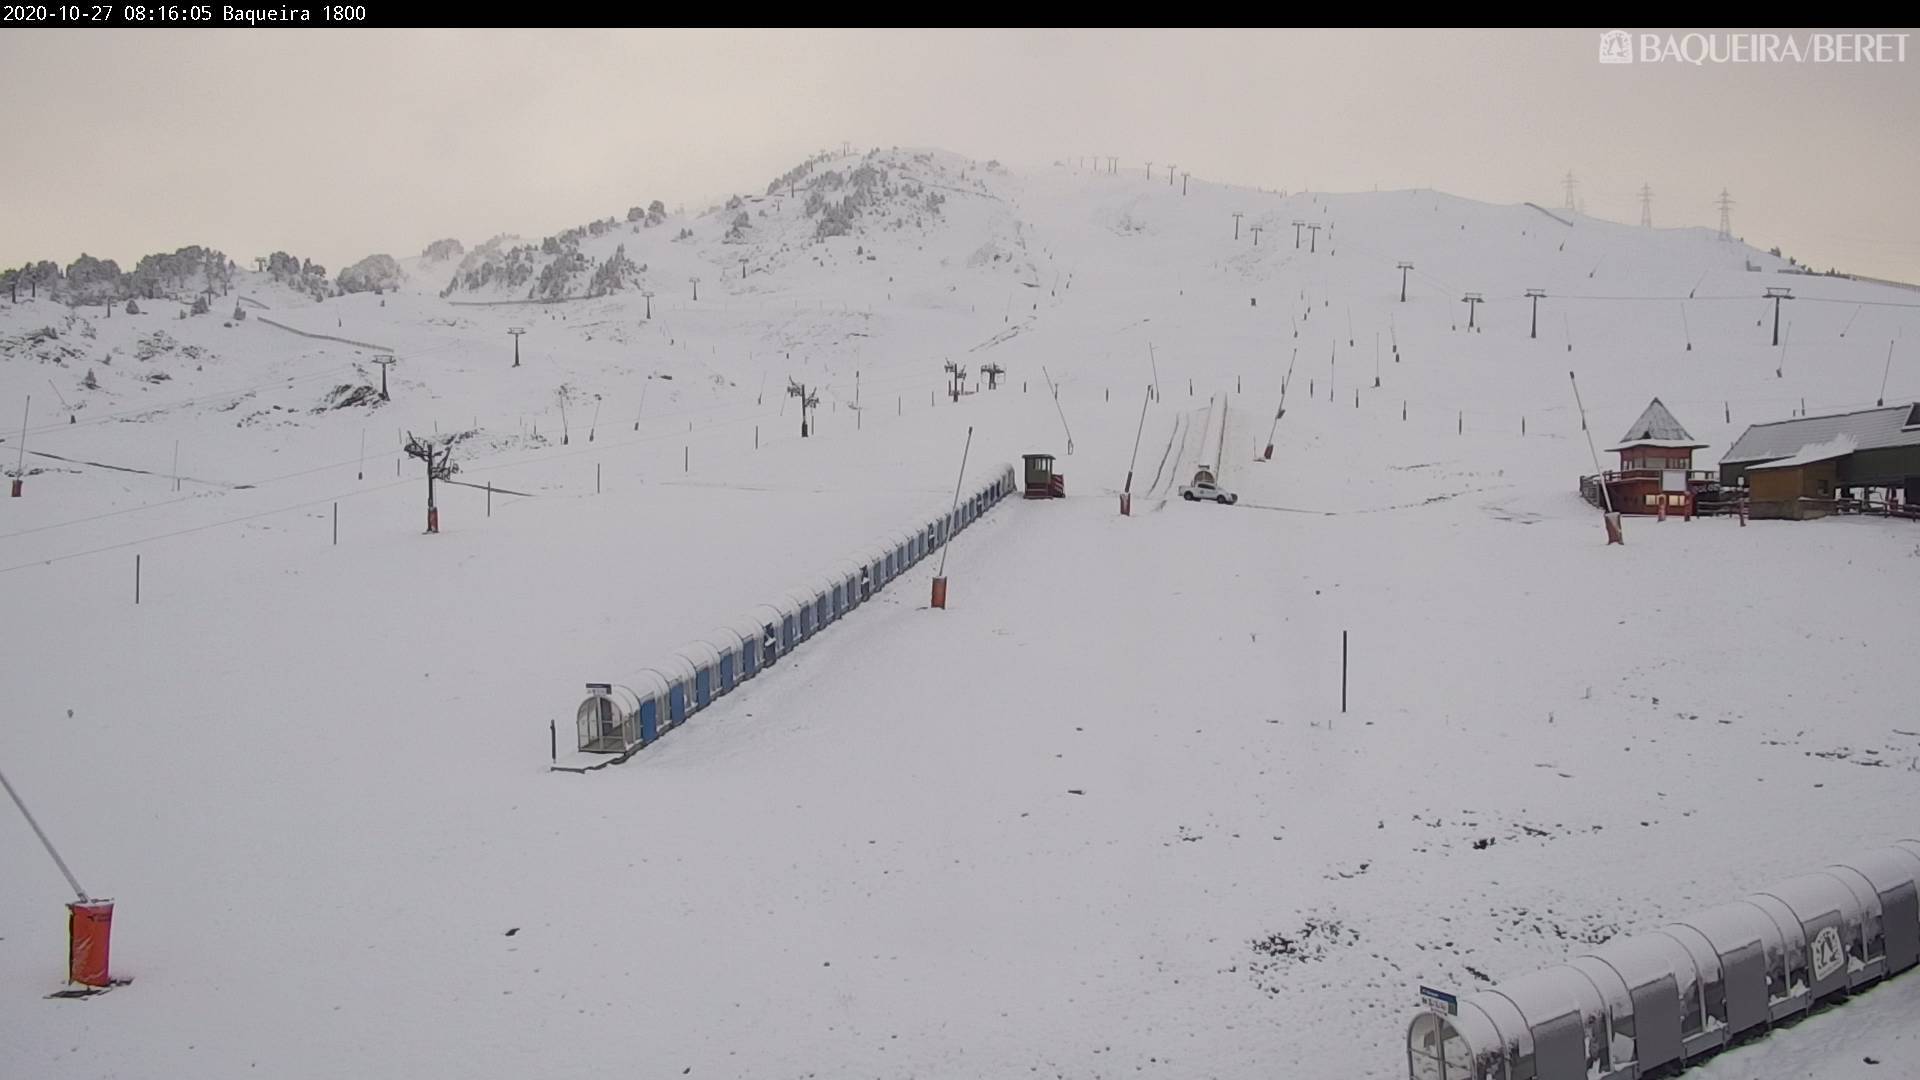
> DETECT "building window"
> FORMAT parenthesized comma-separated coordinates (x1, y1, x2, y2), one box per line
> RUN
(1645, 494, 1660, 507)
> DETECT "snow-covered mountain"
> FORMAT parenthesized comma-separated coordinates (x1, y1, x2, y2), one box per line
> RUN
(3, 150, 1917, 1080)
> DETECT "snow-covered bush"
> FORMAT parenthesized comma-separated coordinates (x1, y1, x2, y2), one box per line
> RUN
(337, 254, 404, 294)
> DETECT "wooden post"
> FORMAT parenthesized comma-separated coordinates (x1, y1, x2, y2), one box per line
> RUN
(486, 482, 492, 517)
(596, 464, 601, 494)
(550, 719, 557, 763)
(684, 446, 688, 472)
(1340, 630, 1347, 717)
(333, 502, 338, 545)
(134, 554, 141, 605)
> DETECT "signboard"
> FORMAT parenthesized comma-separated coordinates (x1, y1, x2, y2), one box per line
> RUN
(1419, 986, 1458, 1016)
(585, 682, 612, 695)
(1810, 926, 1846, 982)
(1662, 469, 1687, 493)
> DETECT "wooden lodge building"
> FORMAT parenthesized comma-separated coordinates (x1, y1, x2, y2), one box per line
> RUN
(1720, 403, 1920, 520)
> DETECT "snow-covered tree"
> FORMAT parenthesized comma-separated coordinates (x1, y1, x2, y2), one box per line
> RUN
(65, 254, 126, 304)
(337, 254, 404, 294)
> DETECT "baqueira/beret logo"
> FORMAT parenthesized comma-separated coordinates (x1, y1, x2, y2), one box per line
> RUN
(1601, 31, 1909, 65)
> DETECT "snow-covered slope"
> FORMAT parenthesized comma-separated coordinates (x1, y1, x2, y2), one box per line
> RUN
(3, 152, 1918, 1080)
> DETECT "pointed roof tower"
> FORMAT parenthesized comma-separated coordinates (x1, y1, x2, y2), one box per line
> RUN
(1609, 398, 1706, 451)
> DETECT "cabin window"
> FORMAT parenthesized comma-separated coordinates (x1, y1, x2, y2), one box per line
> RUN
(1816, 480, 1831, 496)
(1409, 1014, 1444, 1080)
(1645, 494, 1661, 507)
(1583, 1011, 1610, 1073)
(1612, 1003, 1636, 1049)
(1680, 975, 1705, 1038)
(1441, 1027, 1473, 1078)
(1669, 494, 1686, 507)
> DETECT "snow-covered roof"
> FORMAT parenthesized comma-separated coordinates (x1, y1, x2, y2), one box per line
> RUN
(1721, 403, 1920, 465)
(1604, 438, 1705, 452)
(1613, 397, 1703, 449)
(1746, 433, 1857, 471)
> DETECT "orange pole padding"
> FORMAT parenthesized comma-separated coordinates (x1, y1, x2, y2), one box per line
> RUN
(930, 577, 948, 609)
(1604, 512, 1625, 546)
(67, 899, 114, 987)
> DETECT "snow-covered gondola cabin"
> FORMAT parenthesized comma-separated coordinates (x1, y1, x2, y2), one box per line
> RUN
(827, 569, 849, 618)
(839, 561, 863, 613)
(674, 642, 723, 710)
(754, 602, 793, 660)
(1406, 842, 1920, 1080)
(657, 654, 699, 725)
(814, 576, 837, 626)
(703, 629, 747, 693)
(576, 683, 642, 753)
(728, 615, 767, 679)
(777, 597, 803, 649)
(575, 670, 683, 753)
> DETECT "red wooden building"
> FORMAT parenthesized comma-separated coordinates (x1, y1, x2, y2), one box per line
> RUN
(1581, 398, 1714, 515)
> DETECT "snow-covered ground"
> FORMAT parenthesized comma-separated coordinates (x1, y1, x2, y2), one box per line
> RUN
(3, 151, 1918, 1079)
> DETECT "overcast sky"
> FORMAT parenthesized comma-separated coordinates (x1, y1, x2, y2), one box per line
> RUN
(2, 28, 1916, 282)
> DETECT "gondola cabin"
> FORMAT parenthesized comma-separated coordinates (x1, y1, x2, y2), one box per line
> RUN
(1024, 452, 1066, 498)
(1405, 841, 1920, 1080)
(576, 683, 641, 753)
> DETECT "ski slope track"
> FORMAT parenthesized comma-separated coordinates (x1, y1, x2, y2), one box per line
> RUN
(3, 149, 1918, 1079)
